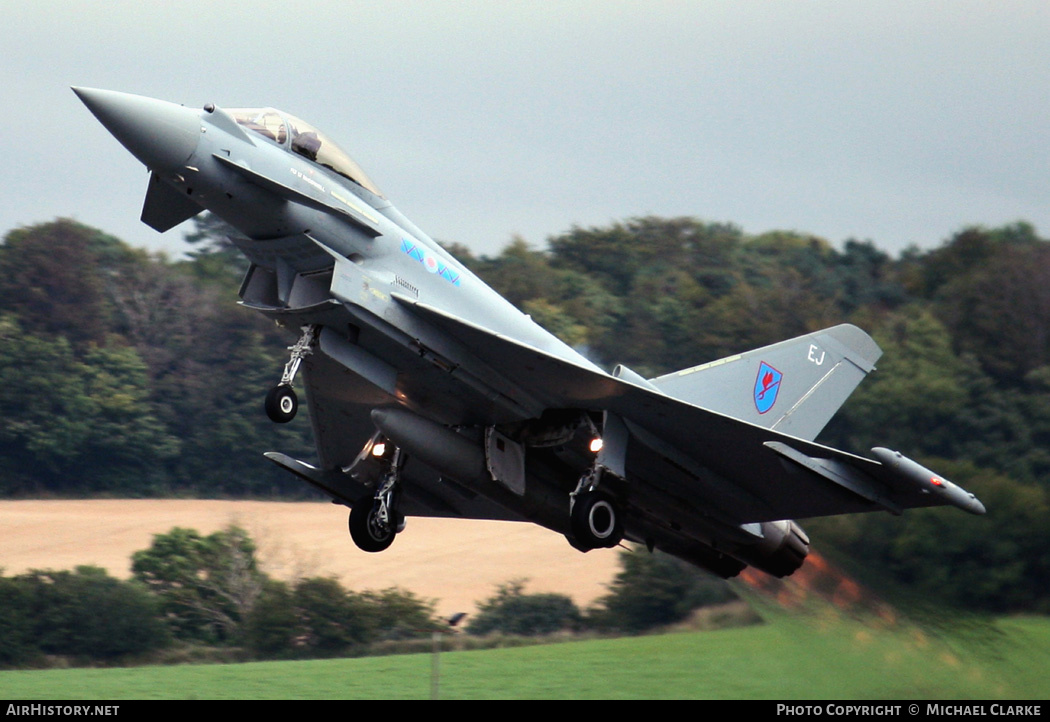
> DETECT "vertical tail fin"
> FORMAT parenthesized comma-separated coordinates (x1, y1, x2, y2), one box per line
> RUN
(648, 325, 882, 441)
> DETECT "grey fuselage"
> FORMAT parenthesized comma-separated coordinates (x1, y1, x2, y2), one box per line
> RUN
(76, 88, 985, 581)
(177, 102, 593, 374)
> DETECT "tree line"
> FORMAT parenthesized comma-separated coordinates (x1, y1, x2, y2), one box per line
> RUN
(0, 219, 313, 497)
(0, 216, 1047, 613)
(0, 524, 734, 667)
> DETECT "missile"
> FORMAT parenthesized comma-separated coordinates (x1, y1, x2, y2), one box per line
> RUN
(871, 447, 986, 515)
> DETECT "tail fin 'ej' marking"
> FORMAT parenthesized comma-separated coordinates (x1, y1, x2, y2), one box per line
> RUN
(648, 325, 882, 441)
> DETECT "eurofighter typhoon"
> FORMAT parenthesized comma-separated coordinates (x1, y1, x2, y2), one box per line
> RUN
(74, 88, 985, 578)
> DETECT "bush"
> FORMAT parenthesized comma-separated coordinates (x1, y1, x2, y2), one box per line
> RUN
(467, 580, 582, 637)
(294, 577, 375, 654)
(358, 587, 444, 641)
(589, 550, 737, 633)
(242, 579, 298, 658)
(5, 566, 168, 663)
(0, 575, 36, 665)
(131, 525, 264, 643)
(244, 578, 442, 659)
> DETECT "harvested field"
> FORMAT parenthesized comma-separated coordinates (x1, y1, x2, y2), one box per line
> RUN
(0, 500, 621, 617)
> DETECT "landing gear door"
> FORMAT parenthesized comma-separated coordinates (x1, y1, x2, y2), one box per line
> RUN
(598, 412, 629, 478)
(485, 428, 526, 496)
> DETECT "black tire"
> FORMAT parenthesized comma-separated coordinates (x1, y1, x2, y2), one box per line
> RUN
(349, 503, 397, 553)
(571, 491, 624, 550)
(265, 385, 298, 423)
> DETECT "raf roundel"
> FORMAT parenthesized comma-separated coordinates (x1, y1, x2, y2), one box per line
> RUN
(400, 239, 462, 286)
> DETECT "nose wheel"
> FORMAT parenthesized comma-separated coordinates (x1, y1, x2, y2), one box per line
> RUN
(264, 324, 318, 423)
(265, 385, 298, 424)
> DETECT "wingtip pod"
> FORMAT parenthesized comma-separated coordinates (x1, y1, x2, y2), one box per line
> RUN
(871, 447, 986, 515)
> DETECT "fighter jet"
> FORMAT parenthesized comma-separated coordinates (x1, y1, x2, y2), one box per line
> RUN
(74, 88, 985, 578)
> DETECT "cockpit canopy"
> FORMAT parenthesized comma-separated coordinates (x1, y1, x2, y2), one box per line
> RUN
(227, 107, 384, 198)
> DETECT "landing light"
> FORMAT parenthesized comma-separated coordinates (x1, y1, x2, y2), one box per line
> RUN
(589, 437, 604, 453)
(372, 441, 387, 457)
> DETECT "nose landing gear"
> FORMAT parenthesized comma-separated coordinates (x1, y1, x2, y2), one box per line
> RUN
(265, 384, 299, 424)
(265, 324, 319, 423)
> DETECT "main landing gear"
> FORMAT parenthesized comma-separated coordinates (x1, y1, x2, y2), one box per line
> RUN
(569, 466, 624, 551)
(265, 324, 319, 423)
(349, 445, 405, 553)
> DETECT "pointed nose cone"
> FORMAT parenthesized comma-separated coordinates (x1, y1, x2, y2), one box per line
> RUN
(73, 87, 201, 173)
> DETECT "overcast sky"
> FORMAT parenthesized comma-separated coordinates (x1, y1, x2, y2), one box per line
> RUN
(4, 1, 1049, 258)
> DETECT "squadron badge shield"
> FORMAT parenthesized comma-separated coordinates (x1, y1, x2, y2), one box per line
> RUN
(754, 361, 783, 414)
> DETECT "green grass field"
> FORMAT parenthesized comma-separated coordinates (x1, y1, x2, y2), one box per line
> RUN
(1, 614, 1046, 700)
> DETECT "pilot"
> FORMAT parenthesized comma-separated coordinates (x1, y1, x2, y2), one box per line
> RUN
(292, 131, 322, 161)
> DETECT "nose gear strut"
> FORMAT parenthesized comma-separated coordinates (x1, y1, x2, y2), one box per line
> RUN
(265, 324, 319, 423)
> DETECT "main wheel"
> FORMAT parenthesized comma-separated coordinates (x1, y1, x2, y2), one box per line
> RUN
(349, 503, 397, 553)
(571, 491, 624, 550)
(265, 385, 298, 423)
